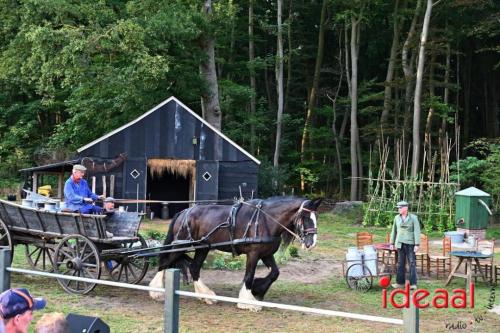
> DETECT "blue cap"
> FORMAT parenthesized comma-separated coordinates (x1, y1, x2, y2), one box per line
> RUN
(0, 288, 46, 319)
(396, 201, 409, 208)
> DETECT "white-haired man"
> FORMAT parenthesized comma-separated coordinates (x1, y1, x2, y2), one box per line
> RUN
(64, 164, 104, 214)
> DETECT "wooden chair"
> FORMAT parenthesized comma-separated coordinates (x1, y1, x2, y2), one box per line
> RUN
(378, 233, 396, 271)
(415, 234, 430, 276)
(356, 232, 373, 248)
(429, 236, 452, 279)
(473, 238, 495, 283)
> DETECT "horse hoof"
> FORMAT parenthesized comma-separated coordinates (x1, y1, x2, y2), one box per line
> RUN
(237, 303, 262, 312)
(149, 291, 165, 301)
(203, 298, 217, 305)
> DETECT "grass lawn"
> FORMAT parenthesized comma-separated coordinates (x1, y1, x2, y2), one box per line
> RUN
(5, 211, 500, 332)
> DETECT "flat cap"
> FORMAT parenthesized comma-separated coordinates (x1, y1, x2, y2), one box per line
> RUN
(396, 200, 409, 208)
(104, 197, 115, 203)
(72, 164, 87, 172)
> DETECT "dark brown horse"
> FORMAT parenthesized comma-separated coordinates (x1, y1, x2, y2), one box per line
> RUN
(149, 197, 322, 310)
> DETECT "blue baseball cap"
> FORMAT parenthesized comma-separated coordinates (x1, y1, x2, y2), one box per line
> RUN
(0, 288, 46, 319)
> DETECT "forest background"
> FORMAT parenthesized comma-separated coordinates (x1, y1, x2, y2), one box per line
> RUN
(0, 0, 498, 227)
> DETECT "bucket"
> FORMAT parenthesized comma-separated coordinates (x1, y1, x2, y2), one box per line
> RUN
(21, 199, 33, 208)
(444, 231, 465, 244)
(363, 245, 378, 275)
(346, 247, 362, 277)
(44, 202, 57, 212)
(467, 234, 476, 247)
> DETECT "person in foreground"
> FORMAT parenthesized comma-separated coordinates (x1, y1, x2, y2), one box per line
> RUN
(389, 200, 421, 290)
(64, 164, 104, 214)
(34, 312, 69, 333)
(0, 288, 46, 333)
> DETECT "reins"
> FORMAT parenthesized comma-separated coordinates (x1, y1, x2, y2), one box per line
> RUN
(240, 200, 315, 242)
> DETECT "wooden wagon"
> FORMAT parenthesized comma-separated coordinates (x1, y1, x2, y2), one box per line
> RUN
(0, 199, 149, 294)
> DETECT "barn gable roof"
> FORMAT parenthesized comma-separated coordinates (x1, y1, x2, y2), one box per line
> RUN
(77, 96, 260, 165)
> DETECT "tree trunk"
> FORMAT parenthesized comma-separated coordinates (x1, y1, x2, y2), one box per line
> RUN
(424, 49, 435, 174)
(402, 0, 422, 141)
(350, 16, 361, 200)
(442, 41, 450, 133)
(340, 25, 352, 141)
(411, 0, 432, 178)
(381, 0, 401, 126)
(200, 0, 221, 130)
(249, 0, 256, 154)
(462, 44, 472, 144)
(284, 0, 293, 116)
(329, 30, 345, 196)
(489, 76, 499, 138)
(300, 0, 328, 190)
(439, 41, 450, 177)
(273, 0, 284, 168)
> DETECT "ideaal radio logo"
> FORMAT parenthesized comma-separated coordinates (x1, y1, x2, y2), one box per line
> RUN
(378, 277, 496, 330)
(378, 277, 474, 309)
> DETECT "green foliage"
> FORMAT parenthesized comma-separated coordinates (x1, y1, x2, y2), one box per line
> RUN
(450, 157, 486, 187)
(481, 144, 500, 209)
(288, 245, 299, 258)
(258, 161, 292, 197)
(209, 252, 244, 270)
(140, 230, 165, 241)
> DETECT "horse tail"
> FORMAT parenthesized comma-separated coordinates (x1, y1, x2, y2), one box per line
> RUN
(163, 210, 181, 246)
(158, 209, 192, 282)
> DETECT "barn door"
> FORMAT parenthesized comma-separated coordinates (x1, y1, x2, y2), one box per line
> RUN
(196, 161, 219, 201)
(123, 158, 147, 212)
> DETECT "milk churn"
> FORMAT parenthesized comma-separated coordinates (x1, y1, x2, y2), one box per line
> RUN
(363, 245, 378, 275)
(346, 247, 362, 277)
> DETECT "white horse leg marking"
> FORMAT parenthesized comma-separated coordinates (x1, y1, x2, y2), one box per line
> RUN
(193, 278, 217, 305)
(149, 270, 165, 301)
(237, 284, 262, 312)
(311, 211, 318, 248)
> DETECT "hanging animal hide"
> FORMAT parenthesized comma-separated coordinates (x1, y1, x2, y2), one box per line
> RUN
(81, 153, 127, 173)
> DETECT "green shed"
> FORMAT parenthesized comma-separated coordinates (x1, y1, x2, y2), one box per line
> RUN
(455, 187, 492, 229)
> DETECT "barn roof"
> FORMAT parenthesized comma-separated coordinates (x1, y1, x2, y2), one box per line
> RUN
(77, 96, 260, 165)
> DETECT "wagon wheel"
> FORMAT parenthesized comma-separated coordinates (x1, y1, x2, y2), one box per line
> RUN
(346, 263, 373, 292)
(25, 244, 56, 272)
(54, 235, 101, 295)
(105, 235, 149, 284)
(0, 219, 13, 263)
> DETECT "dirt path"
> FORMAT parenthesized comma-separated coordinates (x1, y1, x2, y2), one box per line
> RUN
(201, 258, 342, 286)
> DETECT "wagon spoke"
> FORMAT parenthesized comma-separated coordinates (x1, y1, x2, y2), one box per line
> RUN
(83, 267, 96, 280)
(28, 246, 40, 258)
(129, 261, 143, 270)
(117, 264, 124, 280)
(76, 271, 81, 291)
(128, 265, 137, 280)
(74, 240, 80, 257)
(79, 242, 88, 258)
(81, 251, 95, 262)
(58, 248, 74, 259)
(33, 248, 43, 266)
(109, 262, 119, 274)
(124, 265, 129, 282)
(81, 263, 97, 268)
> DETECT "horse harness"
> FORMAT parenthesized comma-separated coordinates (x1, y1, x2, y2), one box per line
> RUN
(171, 199, 317, 253)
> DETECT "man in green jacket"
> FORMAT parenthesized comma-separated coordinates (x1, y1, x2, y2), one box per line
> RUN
(390, 200, 421, 289)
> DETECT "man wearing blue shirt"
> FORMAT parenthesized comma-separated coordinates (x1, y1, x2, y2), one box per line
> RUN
(64, 164, 104, 214)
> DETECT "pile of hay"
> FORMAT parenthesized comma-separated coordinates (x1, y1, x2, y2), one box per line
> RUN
(148, 159, 195, 178)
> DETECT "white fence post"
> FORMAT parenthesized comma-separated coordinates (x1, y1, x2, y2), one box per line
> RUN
(403, 294, 419, 333)
(0, 248, 11, 292)
(164, 269, 180, 333)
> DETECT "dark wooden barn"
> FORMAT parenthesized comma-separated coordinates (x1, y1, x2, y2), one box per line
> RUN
(21, 97, 260, 217)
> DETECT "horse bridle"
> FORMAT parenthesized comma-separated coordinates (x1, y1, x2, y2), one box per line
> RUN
(294, 201, 318, 240)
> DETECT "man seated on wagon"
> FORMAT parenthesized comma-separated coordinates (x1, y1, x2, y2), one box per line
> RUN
(103, 197, 116, 217)
(64, 164, 104, 214)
